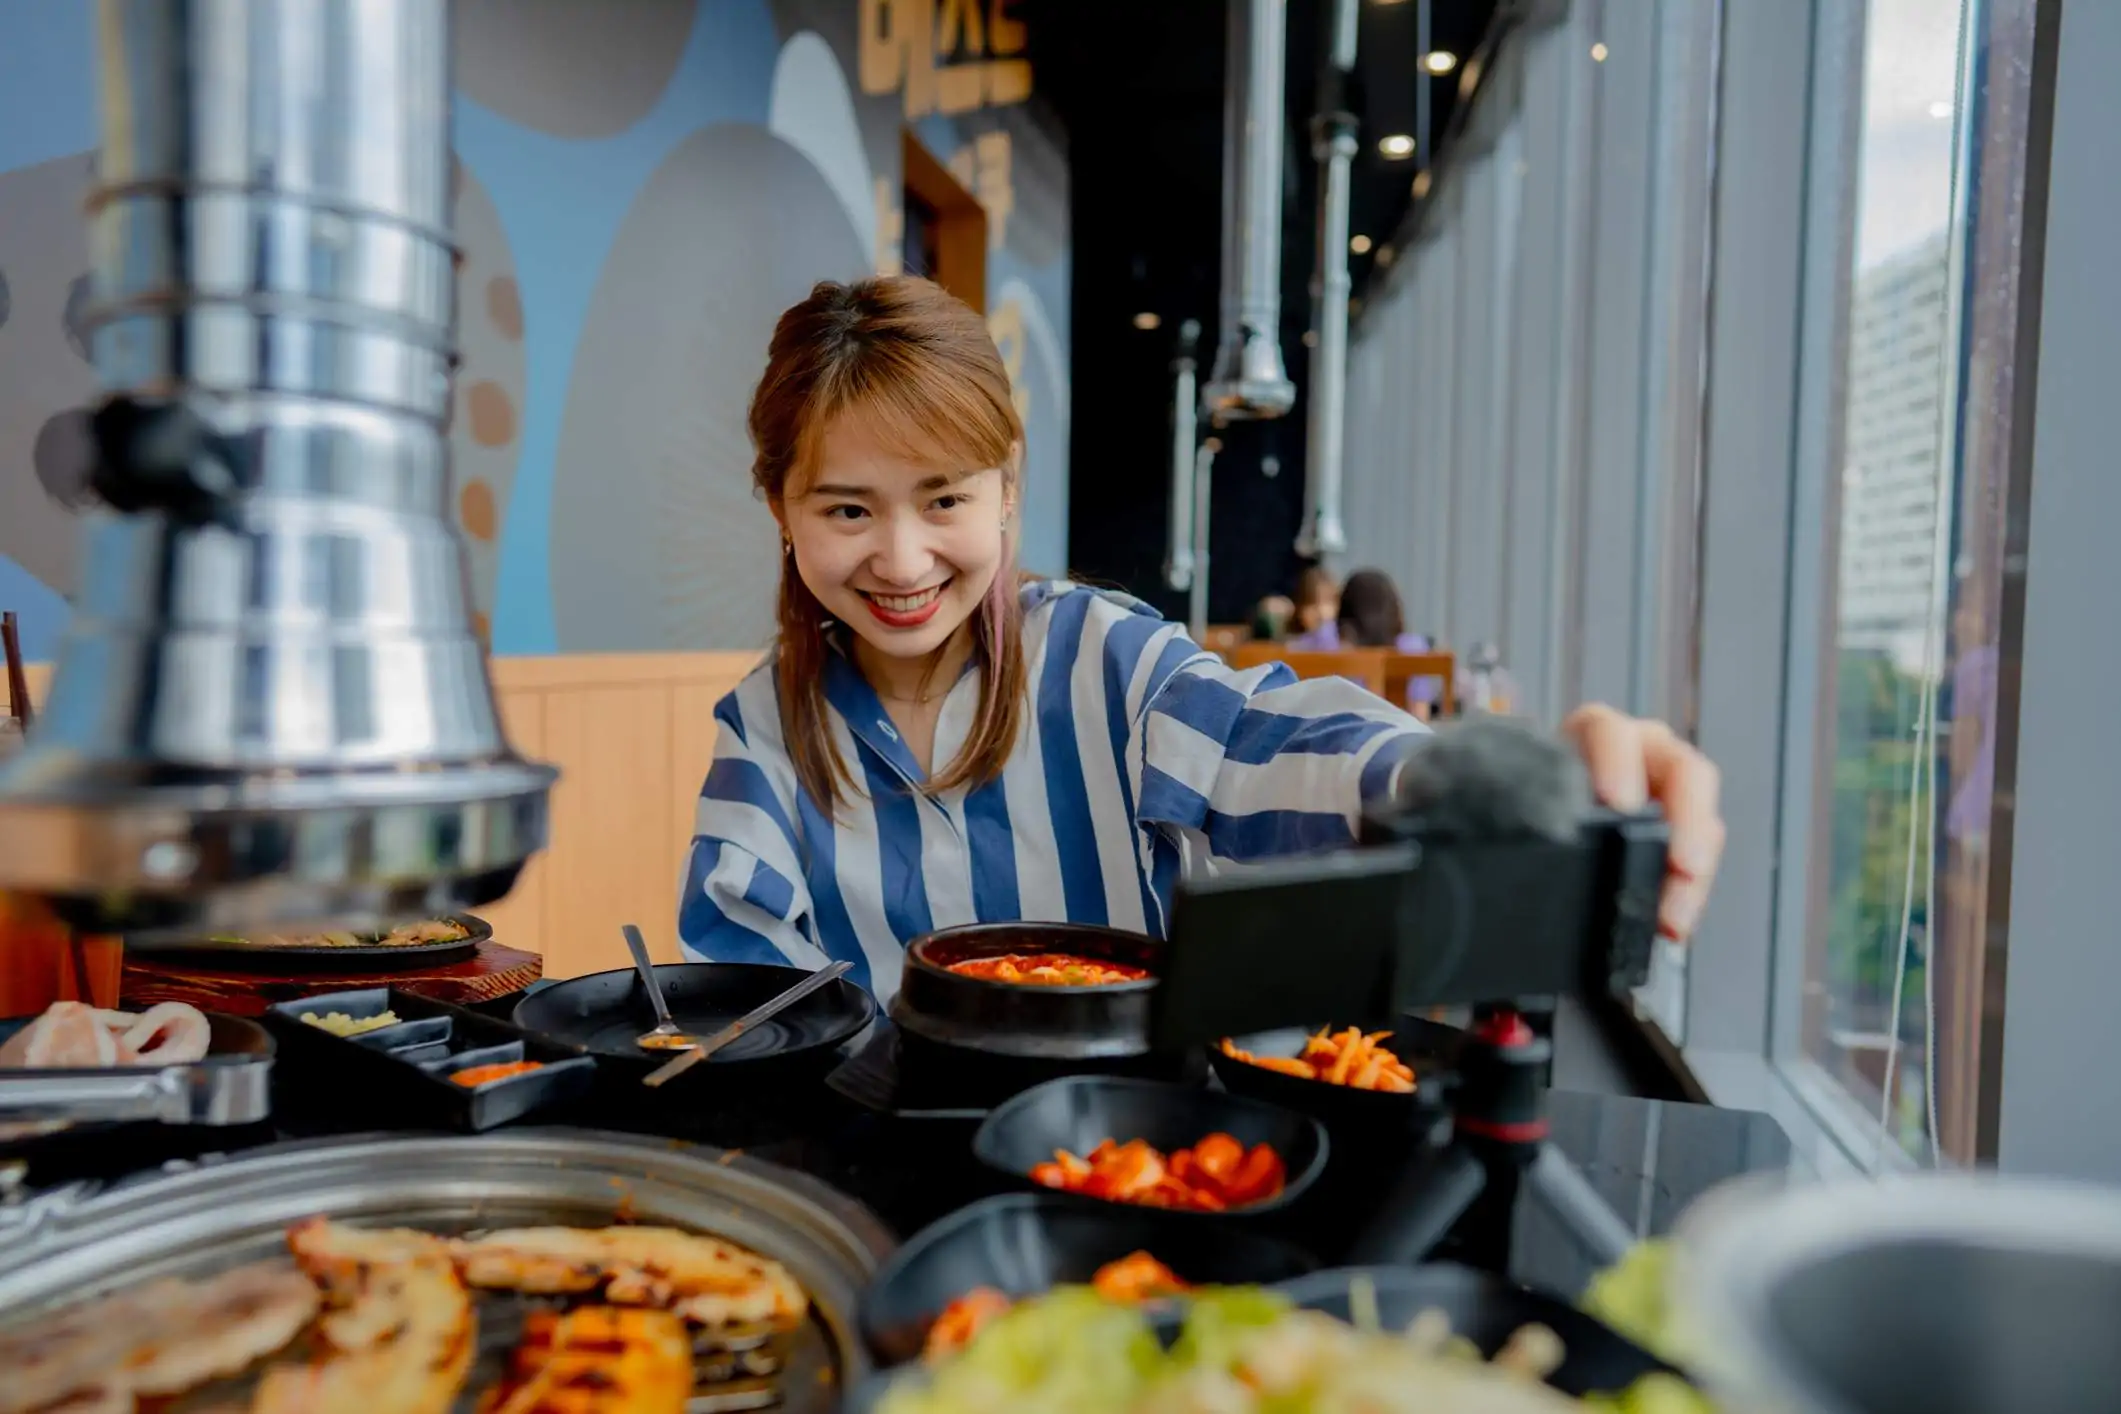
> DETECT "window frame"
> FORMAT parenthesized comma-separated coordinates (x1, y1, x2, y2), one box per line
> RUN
(1339, 0, 2073, 1177)
(1680, 0, 2063, 1175)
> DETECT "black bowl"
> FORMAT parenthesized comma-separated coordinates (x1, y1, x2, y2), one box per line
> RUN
(972, 1076, 1329, 1217)
(1270, 1264, 1687, 1397)
(839, 1260, 1692, 1411)
(1208, 1017, 1461, 1135)
(859, 1192, 1321, 1366)
(511, 962, 874, 1084)
(891, 922, 1163, 1062)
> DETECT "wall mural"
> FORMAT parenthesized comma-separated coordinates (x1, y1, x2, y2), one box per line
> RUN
(450, 157, 529, 649)
(549, 126, 870, 652)
(0, 0, 1070, 661)
(0, 152, 96, 628)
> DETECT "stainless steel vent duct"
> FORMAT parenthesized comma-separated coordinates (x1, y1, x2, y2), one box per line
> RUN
(1296, 0, 1359, 564)
(1165, 321, 1202, 593)
(1203, 0, 1298, 420)
(0, 0, 556, 936)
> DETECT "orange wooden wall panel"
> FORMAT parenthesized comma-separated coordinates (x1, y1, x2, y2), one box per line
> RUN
(20, 652, 764, 979)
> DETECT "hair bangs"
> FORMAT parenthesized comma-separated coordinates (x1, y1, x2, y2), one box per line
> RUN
(789, 342, 1020, 496)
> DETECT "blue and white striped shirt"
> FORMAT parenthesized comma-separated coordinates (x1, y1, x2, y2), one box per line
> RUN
(677, 581, 1428, 1002)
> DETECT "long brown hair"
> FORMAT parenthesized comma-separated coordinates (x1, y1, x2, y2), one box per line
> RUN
(748, 276, 1027, 812)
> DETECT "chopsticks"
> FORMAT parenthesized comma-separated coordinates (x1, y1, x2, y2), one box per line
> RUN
(642, 960, 854, 1088)
(1, 611, 28, 732)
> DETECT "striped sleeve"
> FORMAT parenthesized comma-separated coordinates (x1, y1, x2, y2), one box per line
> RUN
(1129, 645, 1427, 861)
(676, 674, 830, 969)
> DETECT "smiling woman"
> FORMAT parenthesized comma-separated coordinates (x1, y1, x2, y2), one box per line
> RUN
(676, 275, 1724, 1005)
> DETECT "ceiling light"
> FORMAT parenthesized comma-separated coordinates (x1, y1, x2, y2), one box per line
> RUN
(1376, 245, 1396, 267)
(1928, 100, 1953, 119)
(1378, 133, 1416, 159)
(1303, 330, 1319, 347)
(1590, 42, 1609, 62)
(1349, 234, 1373, 255)
(1422, 50, 1458, 75)
(1133, 311, 1161, 330)
(1412, 170, 1433, 199)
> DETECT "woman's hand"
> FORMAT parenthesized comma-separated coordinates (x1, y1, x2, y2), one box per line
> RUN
(1562, 704, 1725, 944)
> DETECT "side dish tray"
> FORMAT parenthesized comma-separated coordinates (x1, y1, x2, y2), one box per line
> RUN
(262, 989, 596, 1133)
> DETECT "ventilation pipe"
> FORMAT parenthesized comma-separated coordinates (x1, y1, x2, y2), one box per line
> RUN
(1203, 0, 1298, 420)
(1297, 0, 1360, 563)
(0, 0, 555, 936)
(1189, 438, 1222, 643)
(1166, 321, 1203, 592)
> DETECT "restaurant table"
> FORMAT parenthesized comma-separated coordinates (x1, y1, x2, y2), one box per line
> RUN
(118, 937, 544, 1016)
(2, 1010, 1793, 1303)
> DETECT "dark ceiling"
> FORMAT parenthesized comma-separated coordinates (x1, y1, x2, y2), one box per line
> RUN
(1021, 0, 1500, 621)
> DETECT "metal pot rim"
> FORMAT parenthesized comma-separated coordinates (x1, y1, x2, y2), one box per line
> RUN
(1673, 1172, 2121, 1414)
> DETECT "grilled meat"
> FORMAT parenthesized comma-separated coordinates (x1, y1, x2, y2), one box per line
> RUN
(0, 1261, 316, 1414)
(451, 1227, 806, 1329)
(477, 1307, 695, 1414)
(253, 1218, 474, 1414)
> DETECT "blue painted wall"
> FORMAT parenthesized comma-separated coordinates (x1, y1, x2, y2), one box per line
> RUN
(0, 0, 1070, 660)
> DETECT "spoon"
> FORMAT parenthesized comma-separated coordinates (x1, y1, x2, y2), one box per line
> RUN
(623, 924, 695, 1051)
(642, 959, 855, 1088)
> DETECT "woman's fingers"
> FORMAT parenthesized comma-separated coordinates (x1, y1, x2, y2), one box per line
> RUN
(1644, 730, 1725, 942)
(1562, 704, 1648, 810)
(1562, 704, 1727, 943)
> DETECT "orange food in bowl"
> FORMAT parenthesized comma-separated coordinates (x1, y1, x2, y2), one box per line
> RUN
(1028, 1134, 1286, 1212)
(944, 953, 1151, 986)
(1219, 1027, 1417, 1093)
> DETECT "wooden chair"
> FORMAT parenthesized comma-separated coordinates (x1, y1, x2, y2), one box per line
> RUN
(1386, 651, 1457, 718)
(1230, 642, 1391, 697)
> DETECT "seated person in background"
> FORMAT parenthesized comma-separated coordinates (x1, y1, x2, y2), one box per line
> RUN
(1288, 566, 1339, 641)
(1297, 568, 1444, 718)
(1249, 594, 1295, 641)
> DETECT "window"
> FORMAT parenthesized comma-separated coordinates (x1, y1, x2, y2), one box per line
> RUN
(1337, 0, 2054, 1173)
(1788, 0, 2045, 1168)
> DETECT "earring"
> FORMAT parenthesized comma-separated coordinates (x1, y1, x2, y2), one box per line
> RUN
(782, 534, 793, 556)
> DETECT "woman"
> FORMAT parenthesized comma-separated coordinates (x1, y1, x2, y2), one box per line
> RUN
(1290, 568, 1445, 716)
(679, 277, 1723, 1002)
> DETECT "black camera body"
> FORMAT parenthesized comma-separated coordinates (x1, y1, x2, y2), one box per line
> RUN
(1148, 720, 1670, 1051)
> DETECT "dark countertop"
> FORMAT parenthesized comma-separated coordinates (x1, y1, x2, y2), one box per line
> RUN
(0, 1015, 1792, 1303)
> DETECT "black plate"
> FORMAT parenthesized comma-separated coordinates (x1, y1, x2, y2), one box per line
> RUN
(1208, 1017, 1461, 1135)
(128, 914, 489, 968)
(972, 1076, 1329, 1217)
(860, 1191, 1320, 1366)
(1268, 1264, 1688, 1397)
(262, 988, 596, 1132)
(511, 962, 876, 1083)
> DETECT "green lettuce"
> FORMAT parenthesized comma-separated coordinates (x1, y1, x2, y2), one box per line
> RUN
(876, 1287, 1163, 1414)
(1165, 1285, 1296, 1372)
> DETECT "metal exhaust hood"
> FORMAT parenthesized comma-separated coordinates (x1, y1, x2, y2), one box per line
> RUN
(0, 0, 556, 938)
